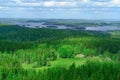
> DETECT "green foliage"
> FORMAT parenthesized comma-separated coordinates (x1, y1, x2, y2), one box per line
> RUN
(61, 37, 120, 54)
(0, 25, 117, 56)
(0, 40, 35, 52)
(82, 48, 97, 56)
(57, 45, 75, 58)
(0, 25, 110, 52)
(0, 25, 92, 42)
(0, 24, 120, 80)
(1, 60, 119, 80)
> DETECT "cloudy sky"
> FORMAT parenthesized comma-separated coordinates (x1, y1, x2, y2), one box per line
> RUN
(0, 0, 120, 19)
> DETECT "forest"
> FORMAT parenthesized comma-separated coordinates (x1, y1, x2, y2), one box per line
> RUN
(0, 24, 120, 80)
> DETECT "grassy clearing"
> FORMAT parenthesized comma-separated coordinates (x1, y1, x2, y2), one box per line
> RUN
(109, 30, 120, 39)
(22, 57, 86, 71)
(50, 58, 86, 69)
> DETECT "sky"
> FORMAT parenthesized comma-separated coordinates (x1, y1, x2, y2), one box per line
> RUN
(0, 0, 120, 20)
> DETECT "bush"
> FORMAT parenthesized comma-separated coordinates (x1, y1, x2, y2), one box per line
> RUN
(57, 45, 75, 58)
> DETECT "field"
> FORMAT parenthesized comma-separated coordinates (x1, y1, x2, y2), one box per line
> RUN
(23, 58, 86, 70)
(0, 24, 120, 80)
(110, 30, 120, 39)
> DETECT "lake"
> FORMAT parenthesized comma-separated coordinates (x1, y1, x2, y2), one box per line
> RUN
(86, 26, 120, 31)
(16, 22, 120, 31)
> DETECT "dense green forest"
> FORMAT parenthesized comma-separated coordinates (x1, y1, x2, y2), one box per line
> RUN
(0, 25, 120, 80)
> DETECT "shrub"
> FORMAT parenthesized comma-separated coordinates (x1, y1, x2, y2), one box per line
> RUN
(57, 45, 74, 58)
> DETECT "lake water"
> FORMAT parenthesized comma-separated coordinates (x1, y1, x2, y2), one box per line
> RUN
(86, 26, 120, 31)
(16, 22, 120, 31)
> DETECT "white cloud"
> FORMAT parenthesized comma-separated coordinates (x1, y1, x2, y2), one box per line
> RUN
(93, 0, 120, 7)
(44, 1, 57, 7)
(93, 1, 107, 6)
(10, 0, 77, 7)
(110, 0, 120, 6)
(1, 0, 120, 9)
(82, 0, 89, 3)
(0, 6, 10, 10)
(11, 0, 41, 6)
(43, 1, 76, 7)
(13, 0, 22, 3)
